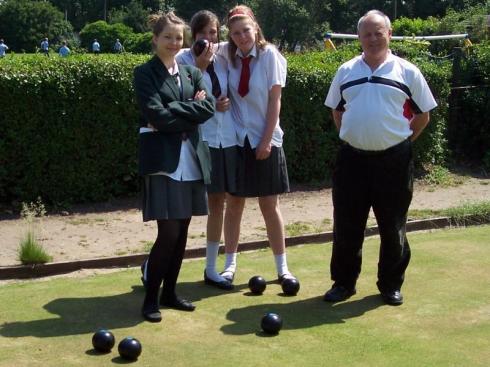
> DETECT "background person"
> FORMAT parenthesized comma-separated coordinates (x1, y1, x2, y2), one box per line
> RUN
(0, 39, 8, 57)
(58, 41, 70, 57)
(92, 39, 100, 54)
(133, 11, 215, 322)
(114, 38, 124, 53)
(40, 37, 49, 56)
(323, 10, 437, 305)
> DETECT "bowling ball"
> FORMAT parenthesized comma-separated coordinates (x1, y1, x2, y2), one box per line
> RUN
(248, 275, 266, 294)
(92, 329, 115, 353)
(118, 337, 142, 361)
(281, 278, 300, 296)
(261, 313, 283, 335)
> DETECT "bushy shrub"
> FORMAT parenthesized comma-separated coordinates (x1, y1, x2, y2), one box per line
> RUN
(392, 17, 440, 37)
(0, 47, 455, 204)
(79, 21, 135, 52)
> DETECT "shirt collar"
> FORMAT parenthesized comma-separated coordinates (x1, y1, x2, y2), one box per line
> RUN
(235, 45, 257, 59)
(167, 60, 179, 76)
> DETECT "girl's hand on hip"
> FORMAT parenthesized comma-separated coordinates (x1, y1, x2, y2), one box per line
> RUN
(256, 141, 272, 160)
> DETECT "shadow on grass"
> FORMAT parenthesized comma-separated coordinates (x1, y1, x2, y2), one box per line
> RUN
(0, 285, 147, 338)
(0, 279, 249, 339)
(221, 294, 384, 335)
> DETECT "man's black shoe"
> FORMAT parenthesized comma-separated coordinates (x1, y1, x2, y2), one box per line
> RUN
(381, 290, 404, 305)
(160, 296, 196, 311)
(323, 285, 356, 302)
(142, 305, 162, 322)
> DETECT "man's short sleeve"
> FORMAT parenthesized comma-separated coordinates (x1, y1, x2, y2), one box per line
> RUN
(410, 68, 437, 113)
(325, 70, 343, 110)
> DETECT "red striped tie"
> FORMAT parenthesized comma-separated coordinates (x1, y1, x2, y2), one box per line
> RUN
(238, 56, 252, 97)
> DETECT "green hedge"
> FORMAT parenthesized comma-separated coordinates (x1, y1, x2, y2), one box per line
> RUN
(0, 47, 455, 205)
(0, 54, 147, 204)
(448, 42, 490, 162)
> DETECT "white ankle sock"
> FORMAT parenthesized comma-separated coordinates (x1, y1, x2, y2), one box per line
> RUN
(205, 241, 226, 282)
(274, 253, 290, 276)
(223, 252, 237, 275)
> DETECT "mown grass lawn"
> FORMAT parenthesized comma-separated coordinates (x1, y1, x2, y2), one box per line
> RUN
(0, 225, 489, 367)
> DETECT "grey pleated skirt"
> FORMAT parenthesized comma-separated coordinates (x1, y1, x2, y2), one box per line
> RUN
(142, 175, 208, 221)
(207, 146, 239, 194)
(234, 137, 290, 197)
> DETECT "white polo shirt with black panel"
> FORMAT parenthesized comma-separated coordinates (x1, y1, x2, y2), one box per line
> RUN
(325, 51, 437, 151)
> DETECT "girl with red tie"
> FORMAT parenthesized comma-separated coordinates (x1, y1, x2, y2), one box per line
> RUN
(218, 5, 297, 286)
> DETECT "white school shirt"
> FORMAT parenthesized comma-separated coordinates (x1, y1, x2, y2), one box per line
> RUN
(139, 60, 202, 181)
(325, 51, 437, 151)
(92, 42, 100, 52)
(176, 48, 237, 148)
(218, 43, 287, 148)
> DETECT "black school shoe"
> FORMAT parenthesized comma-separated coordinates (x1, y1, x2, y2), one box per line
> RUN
(204, 270, 234, 290)
(380, 290, 404, 306)
(323, 285, 356, 302)
(219, 271, 235, 284)
(277, 273, 297, 284)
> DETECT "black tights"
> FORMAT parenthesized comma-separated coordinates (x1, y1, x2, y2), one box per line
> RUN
(144, 218, 191, 307)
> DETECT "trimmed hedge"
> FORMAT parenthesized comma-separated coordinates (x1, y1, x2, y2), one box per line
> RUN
(0, 47, 460, 205)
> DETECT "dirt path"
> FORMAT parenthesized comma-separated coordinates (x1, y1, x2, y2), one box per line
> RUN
(1, 176, 489, 267)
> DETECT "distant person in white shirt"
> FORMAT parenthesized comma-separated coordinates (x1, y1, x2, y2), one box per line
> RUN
(217, 5, 297, 287)
(40, 37, 49, 56)
(113, 39, 123, 53)
(92, 39, 100, 54)
(0, 39, 8, 57)
(59, 41, 70, 57)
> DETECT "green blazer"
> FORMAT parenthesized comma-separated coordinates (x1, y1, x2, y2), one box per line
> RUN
(133, 55, 215, 183)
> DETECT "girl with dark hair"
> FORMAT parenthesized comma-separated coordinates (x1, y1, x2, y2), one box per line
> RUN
(133, 11, 215, 322)
(176, 10, 237, 290)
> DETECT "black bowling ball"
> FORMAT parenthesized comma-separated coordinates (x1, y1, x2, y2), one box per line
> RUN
(118, 337, 142, 361)
(248, 275, 267, 294)
(281, 278, 300, 296)
(92, 329, 115, 353)
(261, 313, 283, 335)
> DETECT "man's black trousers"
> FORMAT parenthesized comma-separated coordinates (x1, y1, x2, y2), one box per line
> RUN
(331, 139, 413, 292)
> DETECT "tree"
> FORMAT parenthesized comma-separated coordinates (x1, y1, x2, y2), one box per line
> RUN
(255, 0, 312, 50)
(109, 0, 151, 33)
(0, 0, 73, 52)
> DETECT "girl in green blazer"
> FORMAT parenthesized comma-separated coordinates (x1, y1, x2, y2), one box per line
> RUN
(133, 12, 215, 323)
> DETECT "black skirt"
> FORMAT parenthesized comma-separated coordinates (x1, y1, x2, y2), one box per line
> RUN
(142, 175, 208, 221)
(207, 146, 239, 194)
(234, 137, 290, 197)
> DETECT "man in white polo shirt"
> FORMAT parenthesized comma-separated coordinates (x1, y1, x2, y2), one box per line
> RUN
(323, 10, 437, 305)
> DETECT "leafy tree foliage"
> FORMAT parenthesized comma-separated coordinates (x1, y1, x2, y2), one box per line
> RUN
(0, 0, 73, 52)
(109, 0, 151, 33)
(79, 21, 134, 52)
